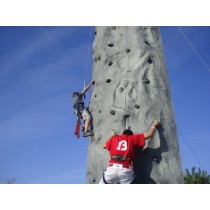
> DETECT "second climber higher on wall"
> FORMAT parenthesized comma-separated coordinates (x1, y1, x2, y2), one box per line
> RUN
(73, 80, 95, 138)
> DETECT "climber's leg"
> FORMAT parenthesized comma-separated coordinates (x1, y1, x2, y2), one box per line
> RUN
(82, 108, 93, 137)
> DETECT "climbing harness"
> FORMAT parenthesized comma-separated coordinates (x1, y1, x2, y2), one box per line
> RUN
(73, 93, 85, 138)
(73, 93, 85, 114)
(111, 154, 131, 162)
(103, 173, 110, 184)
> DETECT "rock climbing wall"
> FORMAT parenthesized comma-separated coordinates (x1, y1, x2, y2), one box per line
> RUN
(87, 26, 184, 184)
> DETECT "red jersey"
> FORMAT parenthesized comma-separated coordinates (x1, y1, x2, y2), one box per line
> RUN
(105, 134, 145, 165)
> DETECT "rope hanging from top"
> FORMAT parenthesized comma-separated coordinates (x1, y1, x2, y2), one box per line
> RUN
(125, 26, 130, 129)
(177, 126, 205, 171)
(84, 26, 94, 83)
(177, 26, 210, 73)
(177, 27, 208, 170)
(84, 26, 94, 101)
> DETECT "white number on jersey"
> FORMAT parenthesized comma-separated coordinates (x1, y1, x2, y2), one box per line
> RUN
(116, 140, 127, 151)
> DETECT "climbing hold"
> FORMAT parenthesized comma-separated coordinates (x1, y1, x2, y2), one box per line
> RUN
(144, 41, 150, 45)
(152, 155, 160, 163)
(124, 114, 130, 119)
(106, 79, 111, 83)
(108, 61, 113, 66)
(135, 104, 140, 109)
(143, 79, 150, 84)
(148, 58, 153, 64)
(94, 94, 97, 97)
(111, 26, 116, 30)
(126, 49, 130, 53)
(107, 43, 114, 47)
(98, 56, 101, 61)
(99, 110, 101, 113)
(92, 179, 96, 183)
(119, 87, 124, 92)
(95, 31, 97, 35)
(110, 110, 115, 115)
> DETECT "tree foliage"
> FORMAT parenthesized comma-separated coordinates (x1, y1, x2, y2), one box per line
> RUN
(184, 167, 210, 184)
(6, 177, 15, 184)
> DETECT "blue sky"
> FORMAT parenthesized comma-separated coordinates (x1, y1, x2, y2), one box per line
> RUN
(0, 26, 210, 184)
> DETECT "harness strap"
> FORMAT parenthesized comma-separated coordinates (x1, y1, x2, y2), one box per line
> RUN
(111, 155, 131, 162)
(103, 173, 110, 184)
(129, 178, 135, 184)
(73, 95, 84, 139)
(75, 104, 84, 122)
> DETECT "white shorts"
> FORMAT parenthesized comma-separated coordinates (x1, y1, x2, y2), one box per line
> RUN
(82, 108, 92, 121)
(99, 164, 135, 184)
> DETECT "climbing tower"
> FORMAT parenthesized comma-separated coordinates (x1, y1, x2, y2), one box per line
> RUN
(87, 26, 184, 184)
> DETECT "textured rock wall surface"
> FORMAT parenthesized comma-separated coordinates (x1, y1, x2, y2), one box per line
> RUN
(87, 26, 184, 184)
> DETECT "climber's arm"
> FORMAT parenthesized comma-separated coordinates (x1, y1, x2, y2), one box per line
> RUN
(81, 80, 95, 95)
(144, 120, 160, 140)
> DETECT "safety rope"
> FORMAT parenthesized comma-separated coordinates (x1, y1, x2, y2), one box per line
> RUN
(117, 27, 123, 133)
(125, 26, 130, 129)
(88, 27, 206, 171)
(135, 26, 208, 171)
(177, 27, 208, 170)
(84, 26, 94, 83)
(117, 26, 130, 131)
(84, 26, 94, 102)
(177, 26, 210, 73)
(177, 126, 205, 171)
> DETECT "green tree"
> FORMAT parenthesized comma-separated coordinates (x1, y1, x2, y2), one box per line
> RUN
(184, 167, 210, 184)
(6, 177, 15, 184)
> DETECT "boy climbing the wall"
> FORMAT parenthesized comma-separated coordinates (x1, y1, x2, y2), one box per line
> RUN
(73, 80, 95, 137)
